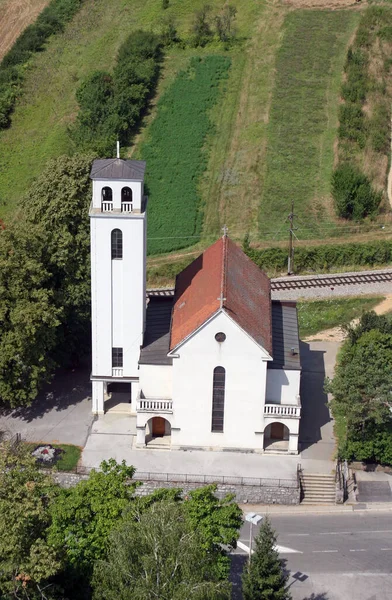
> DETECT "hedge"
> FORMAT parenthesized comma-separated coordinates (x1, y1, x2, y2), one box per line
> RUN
(244, 239, 392, 273)
(0, 0, 84, 129)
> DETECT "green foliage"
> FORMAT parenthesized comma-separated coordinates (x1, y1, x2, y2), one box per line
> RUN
(160, 13, 179, 47)
(0, 440, 61, 599)
(370, 101, 390, 153)
(297, 296, 384, 338)
(93, 501, 231, 600)
(142, 55, 231, 254)
(162, 0, 170, 8)
(0, 154, 92, 407)
(190, 4, 213, 47)
(0, 0, 84, 130)
(336, 5, 392, 216)
(338, 103, 366, 148)
(215, 5, 238, 43)
(242, 517, 291, 600)
(245, 239, 392, 274)
(259, 10, 356, 237)
(70, 31, 161, 155)
(184, 485, 243, 579)
(327, 312, 392, 465)
(332, 163, 381, 220)
(48, 459, 138, 572)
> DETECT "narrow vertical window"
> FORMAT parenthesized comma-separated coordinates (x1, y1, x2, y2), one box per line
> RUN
(112, 347, 123, 368)
(111, 229, 123, 259)
(211, 366, 225, 432)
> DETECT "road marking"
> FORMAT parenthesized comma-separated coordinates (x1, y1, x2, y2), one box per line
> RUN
(237, 541, 302, 555)
(287, 533, 309, 537)
(380, 548, 392, 551)
(312, 550, 338, 553)
(320, 530, 392, 536)
(349, 549, 367, 552)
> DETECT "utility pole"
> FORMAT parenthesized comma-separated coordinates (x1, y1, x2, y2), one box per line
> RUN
(287, 200, 296, 276)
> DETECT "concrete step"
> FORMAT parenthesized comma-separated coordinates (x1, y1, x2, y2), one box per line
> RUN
(300, 472, 336, 505)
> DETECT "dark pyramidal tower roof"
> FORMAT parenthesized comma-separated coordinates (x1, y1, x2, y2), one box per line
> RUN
(90, 158, 146, 181)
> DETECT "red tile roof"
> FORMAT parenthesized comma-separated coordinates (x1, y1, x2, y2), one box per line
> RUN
(169, 236, 272, 352)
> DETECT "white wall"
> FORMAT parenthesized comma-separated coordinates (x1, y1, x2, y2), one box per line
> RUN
(90, 212, 146, 378)
(265, 369, 301, 405)
(139, 365, 173, 398)
(171, 311, 271, 450)
(92, 179, 143, 211)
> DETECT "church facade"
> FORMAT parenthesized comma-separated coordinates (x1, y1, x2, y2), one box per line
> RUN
(89, 158, 301, 454)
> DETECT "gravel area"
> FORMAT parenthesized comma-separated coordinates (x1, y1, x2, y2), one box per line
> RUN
(271, 268, 392, 301)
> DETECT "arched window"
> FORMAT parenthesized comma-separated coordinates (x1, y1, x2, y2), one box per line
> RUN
(121, 187, 133, 212)
(211, 366, 225, 432)
(111, 229, 123, 260)
(101, 187, 113, 211)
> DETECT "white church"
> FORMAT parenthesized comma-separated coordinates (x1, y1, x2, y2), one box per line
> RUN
(89, 158, 302, 454)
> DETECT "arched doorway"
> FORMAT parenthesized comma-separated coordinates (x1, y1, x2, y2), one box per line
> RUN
(264, 422, 289, 451)
(146, 417, 171, 447)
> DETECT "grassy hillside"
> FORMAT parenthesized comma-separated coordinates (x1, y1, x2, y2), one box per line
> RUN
(1, 0, 390, 262)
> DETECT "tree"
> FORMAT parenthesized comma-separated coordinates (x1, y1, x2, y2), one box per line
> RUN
(160, 13, 179, 47)
(190, 4, 212, 47)
(331, 163, 381, 220)
(184, 485, 243, 579)
(0, 154, 92, 407)
(48, 460, 139, 573)
(242, 517, 291, 600)
(92, 500, 231, 600)
(215, 5, 237, 43)
(327, 327, 392, 434)
(0, 440, 62, 599)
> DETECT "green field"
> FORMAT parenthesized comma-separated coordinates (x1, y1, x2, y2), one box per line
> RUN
(298, 296, 384, 338)
(259, 9, 359, 242)
(141, 56, 231, 255)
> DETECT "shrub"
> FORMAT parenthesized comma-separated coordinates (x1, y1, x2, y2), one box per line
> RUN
(331, 163, 381, 220)
(190, 4, 213, 47)
(370, 101, 390, 153)
(338, 103, 366, 147)
(70, 31, 162, 154)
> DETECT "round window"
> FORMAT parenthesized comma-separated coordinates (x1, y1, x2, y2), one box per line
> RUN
(215, 332, 226, 343)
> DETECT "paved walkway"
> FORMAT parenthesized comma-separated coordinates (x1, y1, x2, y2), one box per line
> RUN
(0, 361, 94, 446)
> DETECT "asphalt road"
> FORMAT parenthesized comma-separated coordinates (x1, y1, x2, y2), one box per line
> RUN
(231, 510, 392, 600)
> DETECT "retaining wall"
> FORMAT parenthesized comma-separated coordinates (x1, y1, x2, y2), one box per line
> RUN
(52, 472, 300, 505)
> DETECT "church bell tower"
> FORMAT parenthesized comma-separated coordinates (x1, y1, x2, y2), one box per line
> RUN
(89, 157, 147, 414)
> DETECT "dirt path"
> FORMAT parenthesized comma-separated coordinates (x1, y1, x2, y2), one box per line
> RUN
(282, 0, 366, 9)
(304, 294, 392, 342)
(0, 0, 49, 62)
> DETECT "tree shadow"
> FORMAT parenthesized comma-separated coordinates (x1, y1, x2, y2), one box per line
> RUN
(301, 594, 329, 600)
(298, 341, 332, 451)
(0, 356, 92, 423)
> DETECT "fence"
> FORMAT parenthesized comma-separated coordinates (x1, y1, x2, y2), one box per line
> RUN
(59, 465, 298, 489)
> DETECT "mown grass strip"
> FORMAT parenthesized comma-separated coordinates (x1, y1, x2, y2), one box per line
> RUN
(141, 55, 231, 255)
(297, 296, 384, 338)
(259, 10, 357, 240)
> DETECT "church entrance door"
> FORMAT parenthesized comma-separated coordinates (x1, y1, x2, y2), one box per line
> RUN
(270, 422, 284, 440)
(152, 417, 165, 437)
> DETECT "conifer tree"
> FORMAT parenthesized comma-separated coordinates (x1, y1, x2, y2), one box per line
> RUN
(242, 517, 291, 600)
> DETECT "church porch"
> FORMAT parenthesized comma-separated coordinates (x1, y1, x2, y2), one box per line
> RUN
(136, 397, 173, 448)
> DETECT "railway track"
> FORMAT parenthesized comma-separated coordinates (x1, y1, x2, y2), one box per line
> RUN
(147, 268, 392, 296)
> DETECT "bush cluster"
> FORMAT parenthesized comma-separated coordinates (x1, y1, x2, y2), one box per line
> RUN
(335, 5, 392, 219)
(332, 163, 381, 220)
(0, 0, 84, 129)
(244, 239, 392, 273)
(69, 31, 161, 156)
(142, 55, 231, 255)
(328, 312, 392, 467)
